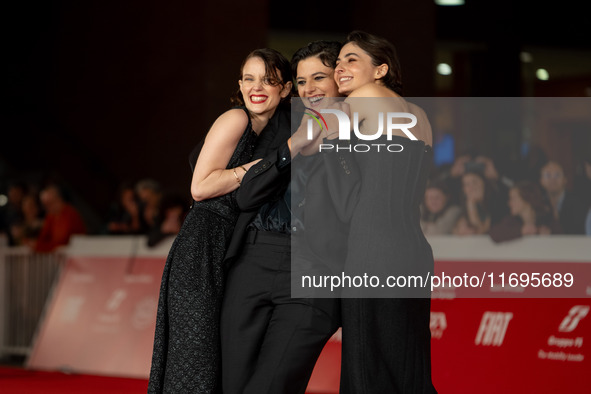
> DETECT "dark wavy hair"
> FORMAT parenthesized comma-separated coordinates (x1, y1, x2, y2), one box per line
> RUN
(344, 30, 403, 95)
(290, 40, 342, 78)
(460, 169, 493, 223)
(231, 48, 293, 106)
(512, 181, 554, 225)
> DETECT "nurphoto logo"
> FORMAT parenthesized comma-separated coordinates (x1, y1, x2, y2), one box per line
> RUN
(304, 106, 418, 153)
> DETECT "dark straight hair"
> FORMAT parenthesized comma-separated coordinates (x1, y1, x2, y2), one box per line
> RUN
(231, 48, 293, 106)
(344, 30, 403, 95)
(290, 40, 342, 78)
(513, 180, 553, 221)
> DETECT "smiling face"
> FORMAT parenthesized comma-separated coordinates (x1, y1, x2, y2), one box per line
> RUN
(334, 42, 386, 96)
(296, 56, 340, 107)
(239, 56, 289, 117)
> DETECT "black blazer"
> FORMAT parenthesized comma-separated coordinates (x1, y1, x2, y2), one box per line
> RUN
(224, 106, 292, 265)
(291, 145, 360, 275)
(223, 110, 361, 275)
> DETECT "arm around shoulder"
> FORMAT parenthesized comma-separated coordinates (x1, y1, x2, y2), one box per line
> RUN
(236, 142, 291, 211)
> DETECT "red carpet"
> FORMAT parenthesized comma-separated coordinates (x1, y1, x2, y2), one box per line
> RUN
(0, 367, 148, 394)
(0, 366, 335, 393)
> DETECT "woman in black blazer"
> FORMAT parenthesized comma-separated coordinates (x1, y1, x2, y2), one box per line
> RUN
(220, 40, 355, 394)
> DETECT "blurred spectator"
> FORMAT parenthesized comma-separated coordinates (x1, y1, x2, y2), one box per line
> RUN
(490, 181, 560, 243)
(147, 193, 189, 247)
(0, 181, 28, 245)
(135, 178, 162, 233)
(453, 171, 499, 235)
(420, 180, 462, 235)
(474, 154, 512, 218)
(27, 183, 87, 252)
(444, 152, 510, 210)
(106, 182, 141, 234)
(574, 154, 591, 209)
(10, 192, 44, 245)
(445, 152, 475, 205)
(474, 155, 513, 189)
(449, 152, 473, 179)
(580, 155, 591, 236)
(540, 161, 586, 234)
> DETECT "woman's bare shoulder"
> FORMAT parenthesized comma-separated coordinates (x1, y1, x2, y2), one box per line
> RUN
(347, 83, 398, 98)
(203, 108, 250, 147)
(215, 108, 249, 128)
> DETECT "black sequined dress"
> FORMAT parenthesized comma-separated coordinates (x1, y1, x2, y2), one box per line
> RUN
(148, 108, 256, 393)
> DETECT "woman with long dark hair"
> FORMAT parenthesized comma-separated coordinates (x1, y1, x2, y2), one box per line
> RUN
(334, 31, 437, 393)
(452, 170, 495, 235)
(489, 180, 560, 242)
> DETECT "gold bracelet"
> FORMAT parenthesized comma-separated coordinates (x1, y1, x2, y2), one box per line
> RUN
(240, 165, 248, 174)
(232, 168, 241, 184)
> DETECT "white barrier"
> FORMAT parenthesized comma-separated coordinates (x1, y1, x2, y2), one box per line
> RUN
(0, 246, 65, 357)
(1, 234, 589, 361)
(427, 234, 591, 262)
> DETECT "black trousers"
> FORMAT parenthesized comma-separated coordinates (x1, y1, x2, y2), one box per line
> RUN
(221, 230, 340, 394)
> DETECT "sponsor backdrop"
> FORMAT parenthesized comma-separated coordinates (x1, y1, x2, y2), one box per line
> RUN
(27, 237, 590, 393)
(430, 298, 588, 393)
(27, 256, 161, 378)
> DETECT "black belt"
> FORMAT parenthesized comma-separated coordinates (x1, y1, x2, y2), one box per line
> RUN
(245, 229, 290, 246)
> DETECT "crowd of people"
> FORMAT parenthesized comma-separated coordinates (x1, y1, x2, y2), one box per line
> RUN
(1, 149, 589, 254)
(421, 152, 591, 241)
(106, 179, 190, 246)
(0, 178, 190, 251)
(0, 182, 87, 252)
(2, 152, 589, 255)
